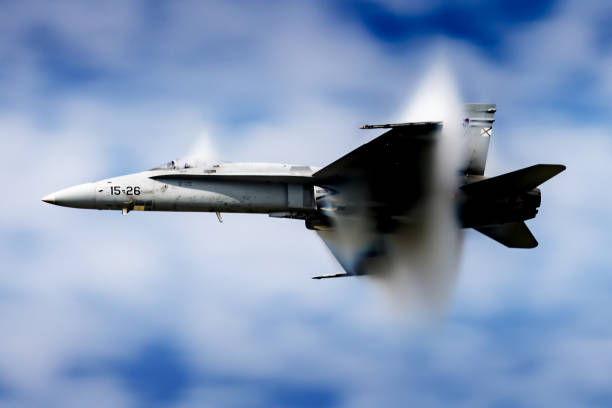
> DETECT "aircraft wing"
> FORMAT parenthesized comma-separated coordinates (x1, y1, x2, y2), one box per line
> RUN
(312, 122, 443, 278)
(313, 122, 441, 214)
(314, 228, 386, 278)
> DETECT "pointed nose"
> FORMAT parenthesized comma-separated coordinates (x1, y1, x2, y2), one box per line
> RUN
(41, 193, 56, 204)
(42, 183, 96, 209)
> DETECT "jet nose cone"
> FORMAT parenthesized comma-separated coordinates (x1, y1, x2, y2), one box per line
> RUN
(42, 183, 96, 209)
(41, 193, 56, 204)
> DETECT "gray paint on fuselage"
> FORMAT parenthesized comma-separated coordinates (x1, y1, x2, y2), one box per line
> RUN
(152, 179, 291, 213)
(91, 163, 319, 214)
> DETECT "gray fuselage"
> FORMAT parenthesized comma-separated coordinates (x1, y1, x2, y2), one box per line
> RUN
(43, 162, 320, 216)
(42, 161, 546, 233)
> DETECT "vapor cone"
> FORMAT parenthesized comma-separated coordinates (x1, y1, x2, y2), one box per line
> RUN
(322, 59, 466, 320)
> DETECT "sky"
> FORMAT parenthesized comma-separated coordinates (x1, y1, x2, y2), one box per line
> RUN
(1, 0, 612, 406)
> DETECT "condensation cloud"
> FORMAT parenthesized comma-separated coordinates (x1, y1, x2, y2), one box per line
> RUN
(323, 58, 467, 321)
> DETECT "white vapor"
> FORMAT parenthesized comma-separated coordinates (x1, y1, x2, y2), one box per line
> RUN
(322, 58, 466, 321)
(182, 128, 220, 168)
(374, 58, 465, 319)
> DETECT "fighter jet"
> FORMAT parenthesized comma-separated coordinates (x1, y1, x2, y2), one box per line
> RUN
(42, 104, 565, 279)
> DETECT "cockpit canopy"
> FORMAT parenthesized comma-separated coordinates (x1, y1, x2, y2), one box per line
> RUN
(150, 159, 195, 170)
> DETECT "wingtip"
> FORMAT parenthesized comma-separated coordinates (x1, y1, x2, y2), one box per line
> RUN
(312, 273, 351, 279)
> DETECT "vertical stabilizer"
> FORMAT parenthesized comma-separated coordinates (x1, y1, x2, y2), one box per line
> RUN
(462, 103, 496, 176)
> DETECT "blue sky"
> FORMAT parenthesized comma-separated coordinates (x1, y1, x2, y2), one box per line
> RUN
(1, 0, 612, 407)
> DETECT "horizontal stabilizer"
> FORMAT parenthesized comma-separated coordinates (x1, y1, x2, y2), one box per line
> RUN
(462, 164, 566, 196)
(312, 273, 352, 280)
(475, 221, 538, 248)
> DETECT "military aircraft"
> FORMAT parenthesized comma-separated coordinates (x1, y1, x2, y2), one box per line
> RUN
(42, 104, 565, 279)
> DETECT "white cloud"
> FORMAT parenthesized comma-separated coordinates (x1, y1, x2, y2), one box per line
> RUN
(0, 0, 611, 407)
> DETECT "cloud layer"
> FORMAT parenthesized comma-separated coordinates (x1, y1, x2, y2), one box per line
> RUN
(1, 0, 611, 406)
